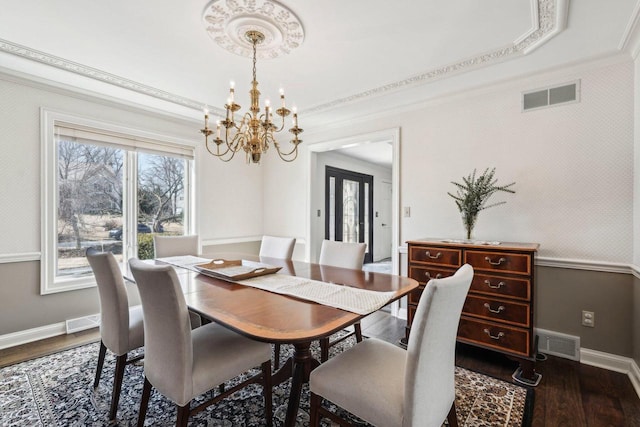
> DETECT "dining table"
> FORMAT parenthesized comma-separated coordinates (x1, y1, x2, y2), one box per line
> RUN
(124, 252, 418, 427)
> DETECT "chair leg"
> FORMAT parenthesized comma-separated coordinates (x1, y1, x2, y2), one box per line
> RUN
(320, 338, 329, 362)
(447, 400, 459, 427)
(310, 392, 321, 426)
(273, 343, 281, 369)
(176, 403, 190, 427)
(354, 322, 363, 342)
(109, 353, 128, 420)
(261, 360, 273, 427)
(94, 340, 107, 388)
(137, 377, 152, 427)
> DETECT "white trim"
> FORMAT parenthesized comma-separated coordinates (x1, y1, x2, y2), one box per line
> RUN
(396, 307, 407, 321)
(618, 0, 640, 52)
(0, 322, 66, 350)
(536, 257, 632, 274)
(632, 264, 640, 280)
(200, 235, 264, 247)
(630, 359, 640, 399)
(581, 348, 640, 399)
(0, 252, 40, 263)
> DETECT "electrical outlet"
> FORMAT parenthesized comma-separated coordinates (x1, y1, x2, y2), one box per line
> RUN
(403, 206, 411, 218)
(582, 310, 595, 327)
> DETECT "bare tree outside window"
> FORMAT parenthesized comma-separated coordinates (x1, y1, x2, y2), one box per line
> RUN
(56, 139, 123, 274)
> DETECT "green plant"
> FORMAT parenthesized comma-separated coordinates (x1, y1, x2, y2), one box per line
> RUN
(447, 168, 515, 239)
(137, 233, 155, 260)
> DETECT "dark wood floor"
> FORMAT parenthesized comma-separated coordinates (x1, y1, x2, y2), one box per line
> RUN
(2, 312, 639, 426)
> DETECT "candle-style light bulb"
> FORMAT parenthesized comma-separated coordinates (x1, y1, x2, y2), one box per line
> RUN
(280, 88, 286, 108)
(229, 81, 235, 103)
(292, 106, 298, 127)
(216, 121, 221, 138)
(204, 108, 209, 127)
(265, 99, 271, 122)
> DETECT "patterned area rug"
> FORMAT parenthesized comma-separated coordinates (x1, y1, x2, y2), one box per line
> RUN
(0, 337, 533, 426)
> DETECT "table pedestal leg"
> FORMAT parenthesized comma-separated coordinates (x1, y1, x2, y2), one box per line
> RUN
(284, 341, 319, 427)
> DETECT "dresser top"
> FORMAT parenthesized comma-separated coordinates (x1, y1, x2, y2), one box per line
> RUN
(407, 238, 539, 252)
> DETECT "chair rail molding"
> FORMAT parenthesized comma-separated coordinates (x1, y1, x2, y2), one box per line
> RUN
(0, 252, 40, 264)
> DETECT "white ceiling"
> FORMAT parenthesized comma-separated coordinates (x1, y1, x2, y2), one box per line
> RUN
(0, 0, 638, 134)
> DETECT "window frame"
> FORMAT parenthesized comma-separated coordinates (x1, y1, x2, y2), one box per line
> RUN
(41, 108, 196, 294)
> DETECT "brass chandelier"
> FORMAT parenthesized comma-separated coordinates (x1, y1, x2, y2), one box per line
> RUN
(200, 30, 303, 164)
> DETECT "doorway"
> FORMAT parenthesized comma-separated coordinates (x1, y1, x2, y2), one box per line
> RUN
(325, 166, 374, 264)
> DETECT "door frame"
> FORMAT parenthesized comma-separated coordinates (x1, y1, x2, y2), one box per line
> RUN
(324, 165, 374, 263)
(306, 127, 401, 317)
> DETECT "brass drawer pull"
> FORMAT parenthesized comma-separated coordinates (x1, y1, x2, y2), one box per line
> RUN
(483, 303, 505, 314)
(425, 272, 443, 280)
(484, 279, 506, 289)
(485, 256, 507, 266)
(425, 251, 442, 259)
(483, 328, 505, 340)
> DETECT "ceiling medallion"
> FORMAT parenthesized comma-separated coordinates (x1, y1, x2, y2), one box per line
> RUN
(202, 0, 304, 59)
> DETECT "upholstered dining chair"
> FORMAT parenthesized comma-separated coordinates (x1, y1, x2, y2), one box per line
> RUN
(259, 235, 296, 368)
(129, 258, 273, 427)
(309, 264, 474, 427)
(259, 235, 296, 259)
(318, 239, 367, 362)
(153, 234, 199, 258)
(153, 234, 202, 329)
(86, 248, 145, 421)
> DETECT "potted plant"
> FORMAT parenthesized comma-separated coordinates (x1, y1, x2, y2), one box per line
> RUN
(447, 168, 515, 240)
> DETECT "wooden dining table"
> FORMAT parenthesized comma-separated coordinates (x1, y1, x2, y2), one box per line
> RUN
(125, 253, 418, 427)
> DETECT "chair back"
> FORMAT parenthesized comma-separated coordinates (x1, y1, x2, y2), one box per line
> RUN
(404, 264, 473, 427)
(318, 240, 366, 269)
(129, 258, 194, 405)
(153, 235, 198, 258)
(86, 248, 132, 355)
(259, 235, 296, 259)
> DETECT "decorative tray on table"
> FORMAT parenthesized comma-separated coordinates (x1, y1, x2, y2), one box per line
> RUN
(194, 259, 281, 281)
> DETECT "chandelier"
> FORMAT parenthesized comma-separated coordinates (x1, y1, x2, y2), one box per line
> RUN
(200, 30, 303, 164)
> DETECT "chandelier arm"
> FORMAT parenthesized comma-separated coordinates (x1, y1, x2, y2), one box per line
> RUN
(205, 139, 237, 162)
(274, 144, 300, 162)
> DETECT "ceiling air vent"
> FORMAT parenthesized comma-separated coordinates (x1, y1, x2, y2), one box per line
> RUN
(522, 80, 579, 112)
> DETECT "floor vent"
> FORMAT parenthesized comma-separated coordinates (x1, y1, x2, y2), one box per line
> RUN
(522, 81, 579, 111)
(535, 328, 580, 361)
(65, 314, 100, 334)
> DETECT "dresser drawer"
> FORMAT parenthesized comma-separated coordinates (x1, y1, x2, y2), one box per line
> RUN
(409, 266, 456, 285)
(408, 286, 423, 306)
(457, 317, 530, 357)
(464, 250, 531, 275)
(470, 274, 531, 301)
(462, 295, 530, 327)
(409, 246, 461, 267)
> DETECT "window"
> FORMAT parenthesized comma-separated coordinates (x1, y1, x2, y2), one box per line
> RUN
(41, 109, 195, 294)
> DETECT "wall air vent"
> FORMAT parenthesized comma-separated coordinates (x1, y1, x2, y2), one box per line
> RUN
(522, 80, 579, 112)
(535, 328, 580, 361)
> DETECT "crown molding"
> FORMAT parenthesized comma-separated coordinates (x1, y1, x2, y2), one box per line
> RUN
(618, 0, 640, 58)
(0, 0, 567, 120)
(0, 39, 222, 116)
(303, 0, 568, 115)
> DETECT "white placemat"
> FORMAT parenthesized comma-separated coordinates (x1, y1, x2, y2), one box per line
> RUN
(237, 273, 396, 315)
(155, 255, 212, 271)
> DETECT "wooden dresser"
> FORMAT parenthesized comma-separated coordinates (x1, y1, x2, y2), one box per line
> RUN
(404, 238, 541, 385)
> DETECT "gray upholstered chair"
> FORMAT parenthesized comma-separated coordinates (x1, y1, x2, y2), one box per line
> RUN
(129, 258, 273, 427)
(86, 248, 145, 421)
(153, 234, 199, 258)
(309, 264, 474, 427)
(153, 234, 202, 329)
(259, 235, 296, 259)
(318, 239, 367, 362)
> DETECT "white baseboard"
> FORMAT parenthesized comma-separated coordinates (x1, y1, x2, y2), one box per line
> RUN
(0, 322, 66, 350)
(581, 347, 640, 399)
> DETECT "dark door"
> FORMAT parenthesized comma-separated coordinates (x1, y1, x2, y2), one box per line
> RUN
(325, 166, 374, 264)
